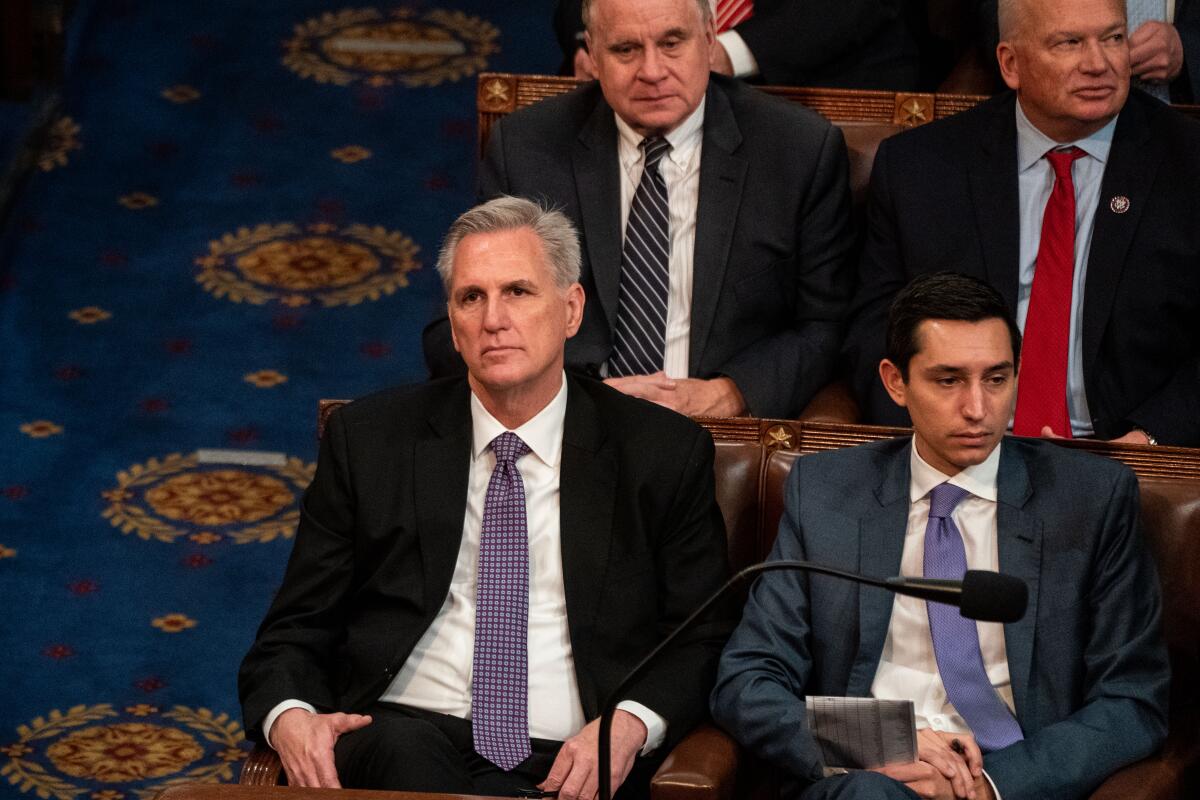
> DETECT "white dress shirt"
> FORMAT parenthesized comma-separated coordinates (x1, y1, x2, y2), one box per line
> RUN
(263, 375, 666, 753)
(1014, 100, 1116, 437)
(870, 440, 1014, 727)
(614, 100, 705, 379)
(871, 440, 1012, 797)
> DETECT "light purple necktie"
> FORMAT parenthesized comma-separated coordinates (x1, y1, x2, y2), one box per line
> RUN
(924, 482, 1024, 752)
(471, 431, 531, 770)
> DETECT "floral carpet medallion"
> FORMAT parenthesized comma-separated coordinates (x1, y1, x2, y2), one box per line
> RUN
(283, 7, 499, 88)
(194, 222, 420, 307)
(101, 453, 315, 545)
(38, 117, 82, 172)
(1, 704, 249, 800)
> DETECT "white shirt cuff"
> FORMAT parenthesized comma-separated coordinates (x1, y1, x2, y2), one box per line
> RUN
(982, 768, 1002, 800)
(615, 700, 667, 755)
(262, 699, 317, 748)
(717, 30, 759, 78)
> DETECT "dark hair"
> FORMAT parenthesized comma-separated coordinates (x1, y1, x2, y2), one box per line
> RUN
(885, 272, 1021, 379)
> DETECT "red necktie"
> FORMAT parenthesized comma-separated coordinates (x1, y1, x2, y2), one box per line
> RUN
(716, 0, 754, 31)
(1013, 147, 1086, 438)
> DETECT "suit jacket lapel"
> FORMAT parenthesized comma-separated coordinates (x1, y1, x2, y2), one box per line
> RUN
(573, 100, 624, 332)
(995, 440, 1042, 731)
(1081, 96, 1161, 377)
(689, 82, 747, 374)
(968, 94, 1021, 313)
(847, 443, 911, 695)
(559, 378, 616, 713)
(413, 384, 473, 617)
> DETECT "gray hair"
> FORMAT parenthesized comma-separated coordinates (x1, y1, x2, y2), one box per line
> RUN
(997, 0, 1125, 40)
(581, 0, 711, 32)
(436, 195, 581, 292)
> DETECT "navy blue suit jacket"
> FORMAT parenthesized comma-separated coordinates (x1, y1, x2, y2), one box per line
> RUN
(710, 437, 1169, 800)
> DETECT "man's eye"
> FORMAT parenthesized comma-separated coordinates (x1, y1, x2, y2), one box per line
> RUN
(936, 377, 958, 387)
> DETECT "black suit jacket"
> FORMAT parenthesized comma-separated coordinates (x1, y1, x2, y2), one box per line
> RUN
(238, 375, 731, 749)
(845, 89, 1200, 445)
(424, 75, 854, 419)
(553, 0, 921, 90)
(711, 437, 1168, 799)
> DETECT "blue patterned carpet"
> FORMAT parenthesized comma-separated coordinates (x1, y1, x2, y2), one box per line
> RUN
(0, 2, 557, 797)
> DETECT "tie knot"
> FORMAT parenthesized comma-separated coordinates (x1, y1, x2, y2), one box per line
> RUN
(641, 136, 671, 170)
(929, 482, 971, 519)
(490, 432, 529, 465)
(1045, 146, 1084, 179)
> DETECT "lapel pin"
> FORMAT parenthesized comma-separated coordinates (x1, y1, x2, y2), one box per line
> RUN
(1110, 195, 1130, 214)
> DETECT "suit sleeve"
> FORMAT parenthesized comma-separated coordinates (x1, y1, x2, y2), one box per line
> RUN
(621, 424, 734, 747)
(983, 469, 1170, 799)
(733, 0, 903, 85)
(1173, 6, 1200, 103)
(709, 459, 827, 785)
(1124, 357, 1200, 446)
(842, 135, 913, 426)
(714, 121, 854, 418)
(238, 408, 359, 742)
(421, 118, 519, 379)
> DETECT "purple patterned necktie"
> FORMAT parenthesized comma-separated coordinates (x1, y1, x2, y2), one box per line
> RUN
(471, 431, 532, 770)
(924, 482, 1024, 752)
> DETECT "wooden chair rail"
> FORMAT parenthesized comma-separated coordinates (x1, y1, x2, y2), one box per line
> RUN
(474, 72, 1200, 159)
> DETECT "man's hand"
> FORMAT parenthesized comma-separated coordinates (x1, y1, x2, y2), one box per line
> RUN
(873, 761, 958, 800)
(574, 47, 598, 80)
(1109, 428, 1152, 445)
(710, 40, 734, 75)
(912, 729, 979, 799)
(604, 372, 746, 416)
(270, 708, 372, 788)
(538, 710, 647, 800)
(1130, 21, 1184, 83)
(1040, 426, 1152, 444)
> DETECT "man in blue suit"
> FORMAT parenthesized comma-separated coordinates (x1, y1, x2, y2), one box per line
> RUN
(711, 273, 1168, 800)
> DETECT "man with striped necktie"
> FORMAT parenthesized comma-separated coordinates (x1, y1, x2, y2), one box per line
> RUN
(427, 0, 855, 420)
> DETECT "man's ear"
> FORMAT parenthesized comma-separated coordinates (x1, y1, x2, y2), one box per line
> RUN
(564, 283, 585, 338)
(879, 359, 909, 408)
(997, 41, 1021, 91)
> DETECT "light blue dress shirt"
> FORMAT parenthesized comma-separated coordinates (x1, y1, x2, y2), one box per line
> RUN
(1014, 101, 1117, 437)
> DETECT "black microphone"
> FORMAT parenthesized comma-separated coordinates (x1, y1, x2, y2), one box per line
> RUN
(886, 570, 1027, 623)
(596, 559, 1028, 800)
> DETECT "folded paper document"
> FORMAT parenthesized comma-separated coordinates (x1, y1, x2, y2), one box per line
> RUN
(805, 696, 917, 774)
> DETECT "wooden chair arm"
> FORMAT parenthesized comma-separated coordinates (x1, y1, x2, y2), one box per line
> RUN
(239, 744, 284, 786)
(650, 723, 739, 800)
(1088, 750, 1191, 800)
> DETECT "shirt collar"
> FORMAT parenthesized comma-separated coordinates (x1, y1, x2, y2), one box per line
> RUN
(615, 97, 706, 171)
(909, 436, 1000, 504)
(470, 373, 568, 468)
(1014, 98, 1116, 173)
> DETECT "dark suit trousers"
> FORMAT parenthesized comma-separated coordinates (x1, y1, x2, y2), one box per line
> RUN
(794, 772, 919, 800)
(334, 702, 654, 798)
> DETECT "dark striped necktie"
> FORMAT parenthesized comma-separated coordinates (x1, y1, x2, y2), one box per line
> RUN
(609, 136, 671, 377)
